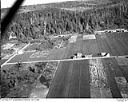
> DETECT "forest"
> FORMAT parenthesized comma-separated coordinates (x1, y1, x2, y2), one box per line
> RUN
(2, 1, 128, 42)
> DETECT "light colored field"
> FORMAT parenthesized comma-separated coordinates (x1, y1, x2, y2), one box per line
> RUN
(12, 43, 27, 50)
(61, 7, 92, 11)
(2, 43, 15, 50)
(89, 59, 112, 98)
(115, 77, 128, 98)
(83, 35, 96, 40)
(30, 50, 49, 58)
(47, 48, 66, 60)
(7, 47, 66, 63)
(69, 35, 78, 43)
(7, 52, 34, 63)
(1, 43, 17, 59)
(30, 82, 49, 98)
(2, 54, 14, 59)
(29, 48, 66, 60)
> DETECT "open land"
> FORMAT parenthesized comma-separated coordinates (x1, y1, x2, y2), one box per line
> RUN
(2, 32, 128, 65)
(1, 31, 128, 98)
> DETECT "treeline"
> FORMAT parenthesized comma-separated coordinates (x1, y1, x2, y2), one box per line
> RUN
(3, 2, 128, 41)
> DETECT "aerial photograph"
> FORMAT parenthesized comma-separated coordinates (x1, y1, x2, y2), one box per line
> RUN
(1, 0, 128, 99)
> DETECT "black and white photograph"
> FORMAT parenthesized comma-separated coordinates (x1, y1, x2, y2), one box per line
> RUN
(1, 0, 128, 101)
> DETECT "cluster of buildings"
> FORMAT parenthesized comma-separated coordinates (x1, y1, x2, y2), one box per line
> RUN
(95, 29, 128, 34)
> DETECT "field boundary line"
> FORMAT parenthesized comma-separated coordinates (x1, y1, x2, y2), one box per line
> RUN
(2, 55, 128, 66)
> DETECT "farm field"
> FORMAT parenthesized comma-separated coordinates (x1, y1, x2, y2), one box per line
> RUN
(7, 52, 34, 63)
(64, 32, 128, 59)
(1, 32, 128, 98)
(3, 32, 128, 65)
(96, 33, 128, 56)
(47, 57, 128, 98)
(24, 43, 41, 51)
(46, 32, 128, 98)
(7, 47, 66, 63)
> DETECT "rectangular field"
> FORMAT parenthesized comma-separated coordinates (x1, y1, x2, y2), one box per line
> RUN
(7, 48, 66, 63)
(47, 58, 128, 98)
(5, 32, 128, 66)
(96, 32, 128, 56)
(83, 35, 96, 40)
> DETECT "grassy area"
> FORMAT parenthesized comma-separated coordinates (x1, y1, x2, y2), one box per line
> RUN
(1, 49, 15, 59)
(8, 47, 66, 63)
(24, 43, 41, 51)
(24, 38, 54, 52)
(0, 59, 8, 65)
(1, 42, 27, 59)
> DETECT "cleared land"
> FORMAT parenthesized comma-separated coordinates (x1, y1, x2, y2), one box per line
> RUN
(47, 32, 128, 98)
(96, 33, 128, 56)
(2, 32, 128, 65)
(7, 48, 66, 63)
(1, 32, 128, 98)
(24, 43, 41, 51)
(47, 58, 128, 98)
(64, 32, 128, 59)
